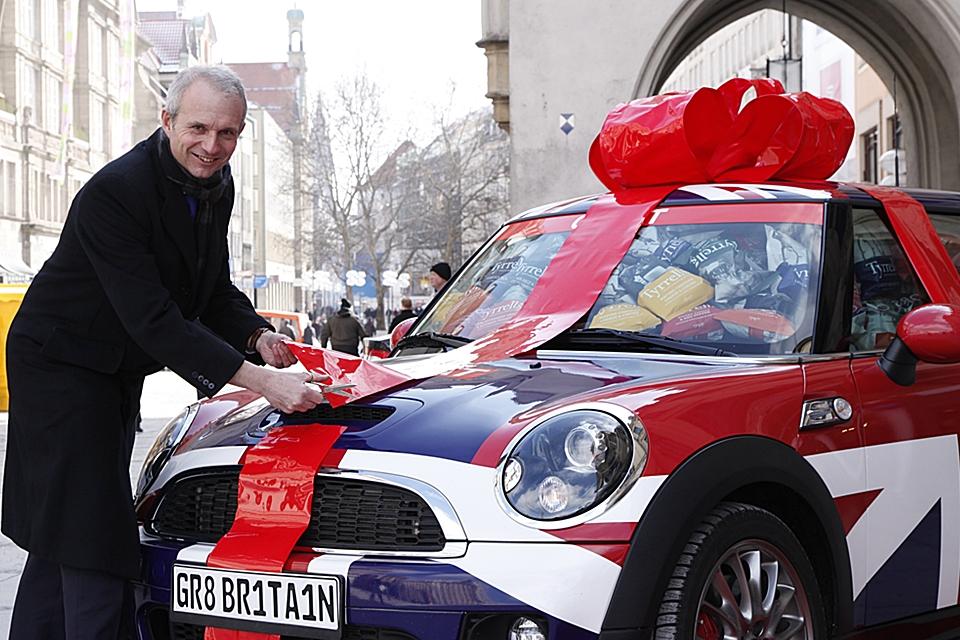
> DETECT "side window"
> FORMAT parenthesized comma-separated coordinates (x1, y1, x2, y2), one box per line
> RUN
(927, 211, 960, 275)
(849, 208, 928, 351)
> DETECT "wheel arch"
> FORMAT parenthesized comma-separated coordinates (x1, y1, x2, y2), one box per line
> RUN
(600, 435, 853, 638)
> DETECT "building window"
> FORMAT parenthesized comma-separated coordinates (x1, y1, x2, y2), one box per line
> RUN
(20, 0, 39, 39)
(887, 113, 902, 151)
(89, 22, 103, 77)
(862, 127, 878, 183)
(44, 74, 61, 133)
(44, 0, 61, 50)
(90, 98, 104, 151)
(4, 162, 17, 217)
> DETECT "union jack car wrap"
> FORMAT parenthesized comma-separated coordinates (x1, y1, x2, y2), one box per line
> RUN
(133, 181, 960, 640)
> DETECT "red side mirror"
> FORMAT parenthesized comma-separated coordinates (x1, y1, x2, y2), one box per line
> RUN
(390, 317, 416, 349)
(898, 303, 960, 364)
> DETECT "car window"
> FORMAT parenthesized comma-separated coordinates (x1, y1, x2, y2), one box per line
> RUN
(848, 208, 929, 352)
(584, 209, 822, 355)
(415, 216, 575, 339)
(927, 212, 960, 275)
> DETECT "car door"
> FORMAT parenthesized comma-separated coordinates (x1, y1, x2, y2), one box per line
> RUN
(845, 205, 960, 627)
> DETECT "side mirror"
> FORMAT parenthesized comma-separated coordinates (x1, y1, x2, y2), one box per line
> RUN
(879, 303, 960, 386)
(390, 317, 416, 349)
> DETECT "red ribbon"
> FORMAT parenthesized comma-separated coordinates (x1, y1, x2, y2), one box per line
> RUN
(204, 424, 346, 640)
(589, 78, 854, 189)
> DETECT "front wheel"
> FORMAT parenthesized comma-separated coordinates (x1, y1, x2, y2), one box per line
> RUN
(655, 502, 828, 640)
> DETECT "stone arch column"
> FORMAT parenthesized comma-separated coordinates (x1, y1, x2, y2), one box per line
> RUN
(633, 0, 960, 189)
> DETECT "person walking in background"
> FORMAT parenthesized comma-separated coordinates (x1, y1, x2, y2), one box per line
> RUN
(320, 298, 367, 356)
(428, 262, 451, 294)
(1, 65, 325, 640)
(278, 318, 296, 340)
(302, 320, 316, 345)
(388, 296, 417, 332)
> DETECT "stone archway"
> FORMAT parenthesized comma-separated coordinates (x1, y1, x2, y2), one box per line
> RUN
(633, 0, 960, 189)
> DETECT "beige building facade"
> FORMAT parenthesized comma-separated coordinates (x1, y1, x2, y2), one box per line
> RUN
(0, 0, 148, 277)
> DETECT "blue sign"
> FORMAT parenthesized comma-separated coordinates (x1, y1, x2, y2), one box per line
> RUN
(253, 275, 268, 289)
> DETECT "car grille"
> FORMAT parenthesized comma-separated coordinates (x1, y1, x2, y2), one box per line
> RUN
(150, 471, 446, 552)
(170, 622, 416, 640)
(284, 404, 395, 423)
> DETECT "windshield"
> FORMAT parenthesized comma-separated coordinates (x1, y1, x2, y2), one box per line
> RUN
(412, 203, 823, 355)
(415, 216, 575, 339)
(584, 204, 823, 354)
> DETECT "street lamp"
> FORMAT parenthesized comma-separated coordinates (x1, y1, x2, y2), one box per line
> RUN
(766, 0, 802, 92)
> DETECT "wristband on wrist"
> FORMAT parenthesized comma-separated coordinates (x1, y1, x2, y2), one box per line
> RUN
(246, 327, 271, 353)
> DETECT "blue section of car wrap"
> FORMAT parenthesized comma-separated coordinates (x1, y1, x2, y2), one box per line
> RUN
(854, 500, 942, 627)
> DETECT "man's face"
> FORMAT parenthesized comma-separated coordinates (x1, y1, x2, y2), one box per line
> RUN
(427, 271, 447, 290)
(161, 80, 245, 179)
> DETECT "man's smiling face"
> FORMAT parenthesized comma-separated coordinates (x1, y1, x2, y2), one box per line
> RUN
(161, 80, 245, 179)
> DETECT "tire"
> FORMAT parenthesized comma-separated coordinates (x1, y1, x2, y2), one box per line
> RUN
(654, 501, 828, 640)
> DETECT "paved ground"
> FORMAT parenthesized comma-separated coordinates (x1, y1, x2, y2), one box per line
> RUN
(0, 370, 198, 638)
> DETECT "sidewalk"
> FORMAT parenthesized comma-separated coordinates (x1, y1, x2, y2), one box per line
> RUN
(0, 370, 197, 637)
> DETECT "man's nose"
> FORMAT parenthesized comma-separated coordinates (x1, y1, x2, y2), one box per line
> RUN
(200, 131, 220, 153)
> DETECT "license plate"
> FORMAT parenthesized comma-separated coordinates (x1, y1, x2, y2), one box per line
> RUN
(171, 564, 342, 638)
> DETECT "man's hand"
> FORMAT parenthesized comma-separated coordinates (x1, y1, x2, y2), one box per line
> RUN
(230, 363, 329, 413)
(256, 330, 297, 368)
(260, 369, 329, 413)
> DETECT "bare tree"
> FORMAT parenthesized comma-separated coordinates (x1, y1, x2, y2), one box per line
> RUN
(302, 74, 418, 327)
(417, 106, 510, 268)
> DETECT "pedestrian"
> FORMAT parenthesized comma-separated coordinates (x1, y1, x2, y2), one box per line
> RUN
(302, 321, 315, 345)
(428, 261, 452, 294)
(320, 298, 367, 356)
(1, 65, 326, 640)
(388, 296, 417, 332)
(279, 318, 296, 339)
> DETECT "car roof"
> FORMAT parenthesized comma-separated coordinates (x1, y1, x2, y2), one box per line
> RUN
(507, 183, 960, 223)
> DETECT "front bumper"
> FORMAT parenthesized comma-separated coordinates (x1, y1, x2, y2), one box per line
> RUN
(135, 537, 615, 640)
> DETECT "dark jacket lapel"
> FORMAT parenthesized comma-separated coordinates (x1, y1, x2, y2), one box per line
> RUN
(157, 180, 198, 282)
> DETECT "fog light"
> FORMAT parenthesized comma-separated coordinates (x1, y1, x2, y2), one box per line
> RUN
(508, 616, 546, 640)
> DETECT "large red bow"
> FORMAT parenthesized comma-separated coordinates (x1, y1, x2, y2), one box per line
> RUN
(589, 78, 854, 189)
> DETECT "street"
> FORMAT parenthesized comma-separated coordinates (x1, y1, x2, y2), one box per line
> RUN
(0, 370, 198, 638)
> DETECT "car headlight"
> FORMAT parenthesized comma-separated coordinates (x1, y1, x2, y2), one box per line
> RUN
(497, 406, 647, 525)
(135, 403, 200, 501)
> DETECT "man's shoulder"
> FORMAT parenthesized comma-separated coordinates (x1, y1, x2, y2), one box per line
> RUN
(87, 131, 161, 192)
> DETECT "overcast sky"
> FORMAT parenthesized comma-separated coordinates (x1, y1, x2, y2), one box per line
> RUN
(136, 0, 490, 142)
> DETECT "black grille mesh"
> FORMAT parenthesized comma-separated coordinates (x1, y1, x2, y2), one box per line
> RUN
(284, 404, 395, 423)
(170, 622, 416, 640)
(151, 472, 445, 552)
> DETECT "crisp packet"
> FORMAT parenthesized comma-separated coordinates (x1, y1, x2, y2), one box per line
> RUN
(589, 303, 661, 332)
(637, 267, 715, 320)
(618, 255, 669, 298)
(715, 308, 795, 342)
(660, 304, 725, 339)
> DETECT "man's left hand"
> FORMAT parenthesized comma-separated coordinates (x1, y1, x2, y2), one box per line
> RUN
(257, 331, 297, 368)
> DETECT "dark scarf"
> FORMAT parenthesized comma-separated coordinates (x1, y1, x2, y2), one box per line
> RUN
(155, 129, 231, 275)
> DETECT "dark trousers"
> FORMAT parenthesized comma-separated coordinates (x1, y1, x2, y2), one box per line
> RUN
(9, 554, 134, 640)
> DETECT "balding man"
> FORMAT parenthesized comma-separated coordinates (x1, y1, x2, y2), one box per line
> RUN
(2, 65, 325, 639)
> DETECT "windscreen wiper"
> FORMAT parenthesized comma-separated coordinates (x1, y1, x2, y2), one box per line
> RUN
(562, 328, 737, 357)
(395, 331, 473, 351)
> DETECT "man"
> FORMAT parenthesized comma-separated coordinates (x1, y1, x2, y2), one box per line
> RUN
(320, 298, 367, 356)
(428, 261, 451, 293)
(388, 296, 417, 332)
(2, 66, 326, 639)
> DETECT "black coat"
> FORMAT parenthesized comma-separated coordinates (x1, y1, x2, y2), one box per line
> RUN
(1, 129, 269, 578)
(388, 309, 417, 333)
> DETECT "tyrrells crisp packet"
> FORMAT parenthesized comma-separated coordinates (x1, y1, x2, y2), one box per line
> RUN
(637, 267, 714, 320)
(589, 303, 661, 332)
(660, 304, 725, 339)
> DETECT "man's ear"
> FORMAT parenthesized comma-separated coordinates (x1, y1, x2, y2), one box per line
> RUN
(161, 110, 173, 134)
